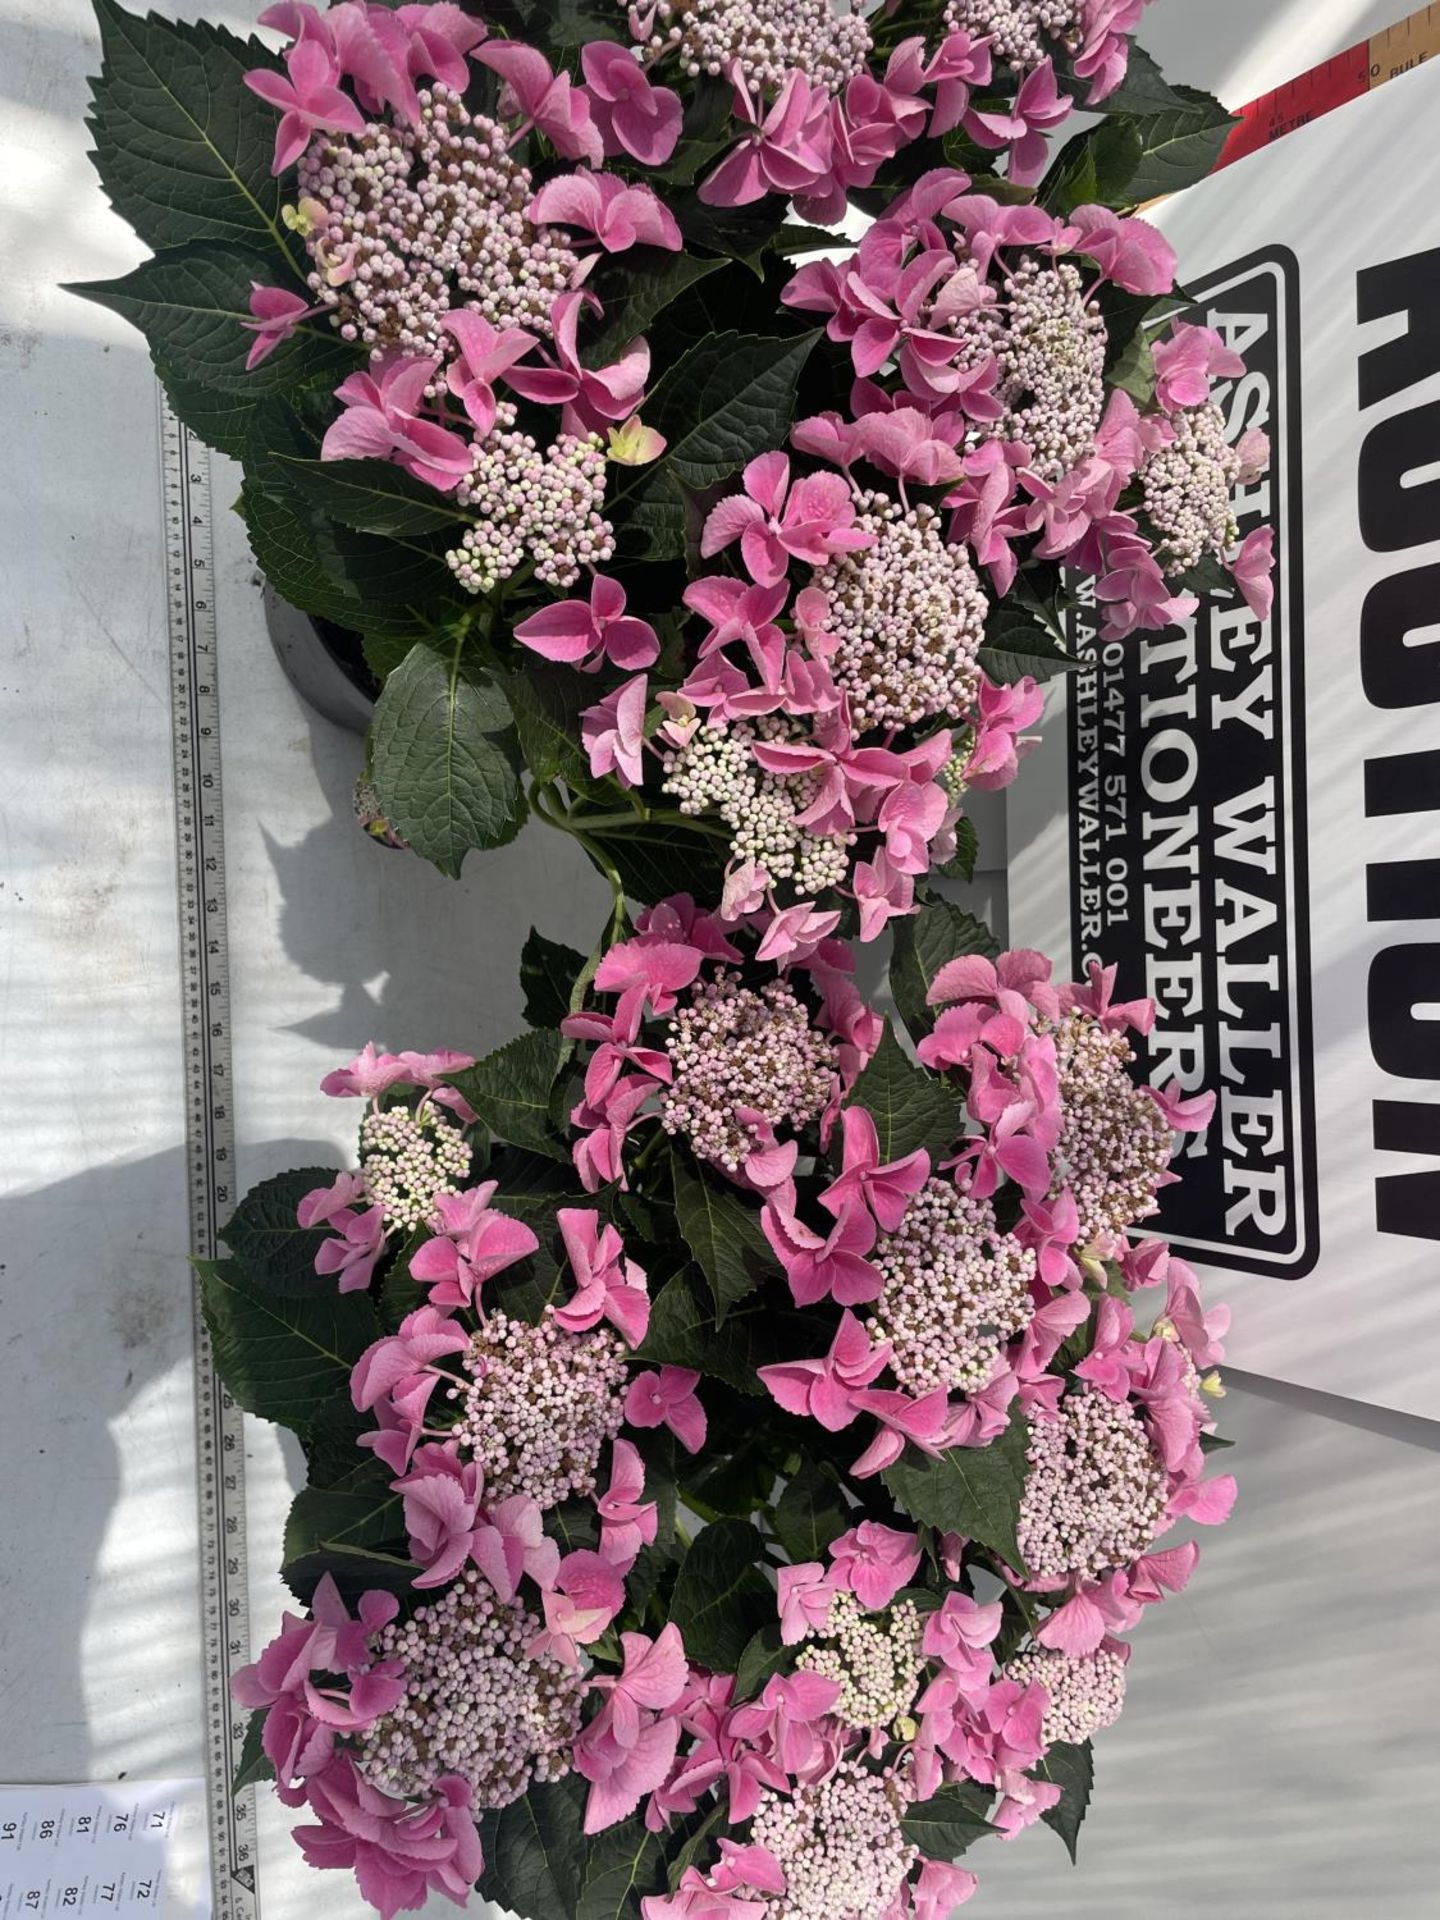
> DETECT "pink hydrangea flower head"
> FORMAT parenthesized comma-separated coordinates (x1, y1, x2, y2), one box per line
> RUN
(776, 1562, 838, 1645)
(407, 1183, 539, 1309)
(475, 38, 603, 163)
(963, 59, 1072, 186)
(581, 41, 683, 164)
(319, 1043, 412, 1100)
(245, 36, 367, 174)
(243, 283, 323, 369)
(505, 289, 650, 433)
(582, 674, 649, 789)
(966, 674, 1045, 790)
(515, 573, 659, 672)
(700, 67, 833, 207)
(1076, 0, 1154, 100)
(297, 1168, 368, 1230)
(391, 3, 488, 90)
(820, 1104, 930, 1231)
(593, 930, 703, 1026)
(625, 1366, 707, 1453)
(529, 169, 683, 253)
(391, 1442, 483, 1588)
(313, 1203, 387, 1293)
(321, 353, 473, 491)
(753, 899, 843, 967)
(293, 1758, 483, 1919)
(1152, 321, 1246, 412)
(528, 1549, 626, 1668)
(437, 310, 534, 434)
(762, 1198, 879, 1308)
(701, 452, 871, 588)
(471, 1492, 561, 1602)
(642, 1875, 769, 1918)
(349, 1304, 469, 1414)
(913, 1858, 979, 1917)
(757, 1309, 891, 1432)
(1070, 204, 1178, 295)
(848, 1384, 953, 1478)
(554, 1205, 651, 1346)
(596, 1437, 658, 1569)
(1232, 524, 1275, 619)
(852, 849, 916, 941)
(829, 1520, 921, 1610)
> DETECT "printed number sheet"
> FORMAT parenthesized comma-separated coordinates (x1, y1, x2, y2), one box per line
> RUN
(0, 1784, 210, 1920)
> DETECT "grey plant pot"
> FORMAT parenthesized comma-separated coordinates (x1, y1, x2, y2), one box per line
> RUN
(264, 586, 377, 735)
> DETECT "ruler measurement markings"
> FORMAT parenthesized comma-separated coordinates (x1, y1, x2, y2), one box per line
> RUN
(1217, 4, 1440, 171)
(158, 394, 260, 1920)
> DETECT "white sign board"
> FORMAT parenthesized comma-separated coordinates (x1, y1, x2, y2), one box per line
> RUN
(1009, 60, 1440, 1420)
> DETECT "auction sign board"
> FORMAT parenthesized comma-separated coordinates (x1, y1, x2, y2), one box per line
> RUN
(1008, 61, 1440, 1419)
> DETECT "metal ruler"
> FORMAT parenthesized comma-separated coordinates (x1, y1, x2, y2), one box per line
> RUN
(1216, 2, 1440, 170)
(158, 391, 261, 1920)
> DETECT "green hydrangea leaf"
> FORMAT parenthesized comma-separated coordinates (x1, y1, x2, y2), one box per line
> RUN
(844, 1022, 960, 1164)
(883, 1416, 1032, 1570)
(218, 1166, 337, 1296)
(890, 899, 1001, 1044)
(196, 1256, 382, 1436)
(370, 639, 527, 877)
(668, 1520, 773, 1671)
(84, 0, 295, 257)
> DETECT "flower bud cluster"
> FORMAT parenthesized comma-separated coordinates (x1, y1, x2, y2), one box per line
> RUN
(298, 90, 576, 358)
(661, 971, 838, 1175)
(446, 430, 614, 594)
(944, 0, 1083, 68)
(625, 0, 871, 94)
(1007, 1644, 1128, 1746)
(797, 1593, 925, 1731)
(750, 1762, 918, 1920)
(1142, 401, 1243, 576)
(1048, 1010, 1174, 1249)
(811, 499, 987, 732)
(662, 718, 852, 896)
(1017, 1390, 1170, 1584)
(871, 1179, 1037, 1396)
(359, 1105, 471, 1232)
(995, 259, 1109, 478)
(357, 1568, 584, 1807)
(454, 1309, 628, 1507)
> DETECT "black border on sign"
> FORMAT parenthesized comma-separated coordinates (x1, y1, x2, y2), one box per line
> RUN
(1197, 245, 1318, 1279)
(1066, 244, 1320, 1279)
